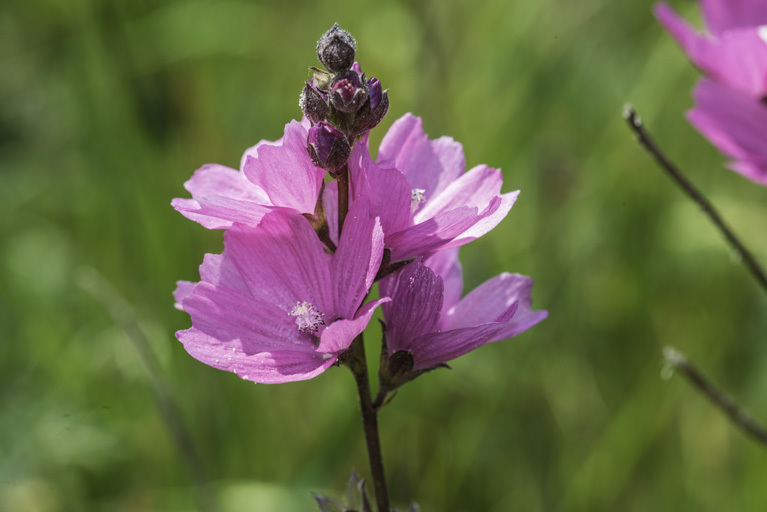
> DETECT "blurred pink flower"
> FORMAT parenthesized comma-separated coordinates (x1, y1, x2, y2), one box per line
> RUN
(378, 249, 547, 375)
(688, 80, 767, 185)
(655, 1, 767, 185)
(174, 200, 387, 384)
(655, 1, 767, 98)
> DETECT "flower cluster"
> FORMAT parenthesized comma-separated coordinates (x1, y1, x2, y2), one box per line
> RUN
(173, 25, 546, 387)
(656, 0, 767, 185)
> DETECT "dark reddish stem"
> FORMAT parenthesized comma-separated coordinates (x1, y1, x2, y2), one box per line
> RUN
(624, 105, 767, 295)
(348, 334, 390, 511)
(664, 346, 767, 448)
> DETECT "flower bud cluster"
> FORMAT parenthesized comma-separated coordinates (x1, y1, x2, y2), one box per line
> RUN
(299, 24, 390, 174)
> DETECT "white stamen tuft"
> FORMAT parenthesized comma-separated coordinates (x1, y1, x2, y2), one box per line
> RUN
(288, 301, 326, 333)
(411, 188, 426, 204)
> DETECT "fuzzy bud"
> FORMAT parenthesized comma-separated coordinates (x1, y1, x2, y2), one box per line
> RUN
(329, 70, 368, 113)
(306, 121, 351, 173)
(317, 24, 356, 73)
(350, 79, 389, 137)
(299, 80, 329, 124)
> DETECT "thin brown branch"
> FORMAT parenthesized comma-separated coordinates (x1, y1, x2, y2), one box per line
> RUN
(624, 105, 767, 295)
(663, 346, 767, 448)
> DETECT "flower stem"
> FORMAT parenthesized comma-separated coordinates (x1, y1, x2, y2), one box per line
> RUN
(348, 335, 390, 511)
(623, 105, 767, 295)
(663, 346, 767, 448)
(338, 164, 349, 239)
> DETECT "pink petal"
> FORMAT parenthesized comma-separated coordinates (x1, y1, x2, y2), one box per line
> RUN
(242, 120, 325, 213)
(379, 260, 443, 354)
(414, 164, 503, 222)
(386, 206, 480, 262)
(441, 273, 533, 331)
(349, 141, 411, 235)
(701, 0, 767, 35)
(323, 181, 339, 247)
(198, 252, 250, 293)
(687, 79, 767, 185)
(378, 114, 464, 200)
(728, 158, 767, 186)
(655, 4, 767, 97)
(423, 248, 463, 314)
(331, 200, 385, 319)
(179, 326, 336, 384)
(317, 298, 390, 354)
(173, 281, 195, 310)
(172, 164, 271, 229)
(173, 195, 274, 229)
(224, 212, 333, 313)
(440, 190, 520, 250)
(179, 283, 317, 353)
(407, 323, 509, 370)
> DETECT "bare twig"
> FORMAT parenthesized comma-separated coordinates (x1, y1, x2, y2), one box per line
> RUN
(663, 346, 767, 448)
(77, 267, 219, 512)
(624, 105, 767, 295)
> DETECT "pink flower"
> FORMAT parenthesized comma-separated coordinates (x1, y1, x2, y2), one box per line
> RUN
(655, 1, 767, 98)
(378, 249, 547, 379)
(688, 80, 767, 185)
(655, 1, 767, 185)
(337, 114, 519, 262)
(172, 119, 324, 229)
(174, 200, 388, 384)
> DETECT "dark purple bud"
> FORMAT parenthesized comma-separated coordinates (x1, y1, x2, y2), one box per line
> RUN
(299, 81, 329, 124)
(350, 88, 389, 138)
(306, 121, 350, 173)
(329, 70, 368, 113)
(317, 23, 356, 73)
(366, 77, 382, 112)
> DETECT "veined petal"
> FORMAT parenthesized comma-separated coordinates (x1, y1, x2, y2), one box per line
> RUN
(317, 298, 390, 353)
(440, 190, 520, 250)
(323, 181, 339, 247)
(378, 114, 460, 200)
(423, 248, 463, 314)
(224, 212, 333, 313)
(242, 120, 325, 213)
(198, 252, 250, 293)
(179, 326, 336, 384)
(180, 282, 313, 350)
(441, 273, 531, 331)
(349, 141, 411, 235)
(407, 323, 509, 371)
(173, 195, 274, 229)
(380, 260, 443, 353)
(386, 206, 480, 262)
(172, 164, 271, 229)
(414, 164, 503, 222)
(331, 199, 385, 319)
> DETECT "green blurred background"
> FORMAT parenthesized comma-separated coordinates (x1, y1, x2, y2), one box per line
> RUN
(2, 0, 767, 510)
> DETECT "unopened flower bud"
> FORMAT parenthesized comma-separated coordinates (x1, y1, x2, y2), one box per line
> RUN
(329, 70, 368, 113)
(317, 23, 356, 73)
(350, 80, 389, 137)
(307, 121, 351, 173)
(299, 80, 329, 124)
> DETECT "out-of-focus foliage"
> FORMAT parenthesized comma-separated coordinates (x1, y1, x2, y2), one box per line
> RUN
(2, 0, 766, 510)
